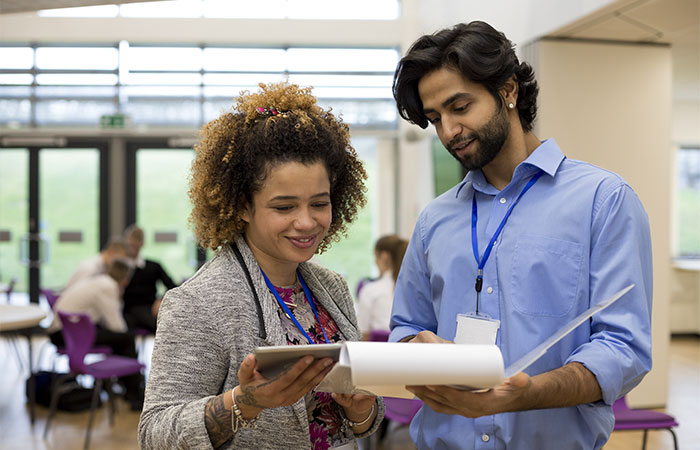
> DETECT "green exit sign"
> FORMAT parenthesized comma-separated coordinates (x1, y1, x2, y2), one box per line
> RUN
(100, 113, 131, 128)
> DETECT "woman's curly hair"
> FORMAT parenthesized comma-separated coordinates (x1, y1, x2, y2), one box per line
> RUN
(189, 82, 367, 253)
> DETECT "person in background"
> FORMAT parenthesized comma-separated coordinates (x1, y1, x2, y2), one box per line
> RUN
(122, 224, 177, 333)
(356, 235, 408, 340)
(48, 258, 144, 410)
(139, 82, 384, 449)
(62, 237, 128, 291)
(389, 21, 652, 449)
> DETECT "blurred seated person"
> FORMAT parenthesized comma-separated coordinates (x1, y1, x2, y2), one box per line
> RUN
(122, 224, 177, 333)
(63, 237, 128, 291)
(48, 258, 144, 410)
(356, 235, 408, 340)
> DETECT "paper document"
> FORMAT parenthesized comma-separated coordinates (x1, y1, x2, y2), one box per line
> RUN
(503, 284, 634, 378)
(254, 284, 634, 399)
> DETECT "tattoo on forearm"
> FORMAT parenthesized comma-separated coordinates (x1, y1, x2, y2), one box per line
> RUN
(205, 394, 232, 449)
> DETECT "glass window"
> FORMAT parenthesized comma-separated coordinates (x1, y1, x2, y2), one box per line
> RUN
(0, 47, 34, 69)
(310, 86, 392, 99)
(315, 137, 378, 295)
(203, 48, 287, 72)
(126, 47, 202, 71)
(286, 0, 399, 20)
(203, 73, 283, 87)
(35, 86, 117, 98)
(432, 137, 463, 196)
(287, 48, 399, 72)
(40, 149, 100, 290)
(677, 146, 700, 257)
(124, 99, 200, 125)
(35, 74, 119, 86)
(203, 99, 234, 122)
(35, 100, 115, 125)
(0, 74, 33, 85)
(35, 47, 118, 70)
(287, 74, 394, 88)
(0, 99, 31, 124)
(125, 72, 202, 86)
(0, 86, 32, 97)
(318, 99, 397, 128)
(136, 149, 197, 283)
(0, 149, 29, 292)
(123, 86, 200, 97)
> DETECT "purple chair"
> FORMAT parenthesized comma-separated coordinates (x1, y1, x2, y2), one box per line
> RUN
(43, 311, 144, 449)
(40, 288, 60, 309)
(613, 396, 679, 450)
(368, 329, 391, 343)
(41, 289, 112, 358)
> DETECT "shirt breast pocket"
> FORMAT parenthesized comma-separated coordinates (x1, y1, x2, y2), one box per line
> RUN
(510, 234, 584, 317)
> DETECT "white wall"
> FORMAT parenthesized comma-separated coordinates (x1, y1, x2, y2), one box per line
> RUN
(531, 39, 673, 408)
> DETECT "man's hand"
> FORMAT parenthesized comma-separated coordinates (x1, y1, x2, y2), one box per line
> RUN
(407, 372, 531, 418)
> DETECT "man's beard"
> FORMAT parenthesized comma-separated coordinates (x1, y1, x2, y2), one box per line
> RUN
(446, 105, 510, 172)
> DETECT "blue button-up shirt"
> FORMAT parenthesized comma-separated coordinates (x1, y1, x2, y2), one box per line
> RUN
(390, 139, 653, 450)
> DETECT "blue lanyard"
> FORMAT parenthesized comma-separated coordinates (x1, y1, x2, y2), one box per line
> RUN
(471, 170, 544, 314)
(260, 269, 330, 345)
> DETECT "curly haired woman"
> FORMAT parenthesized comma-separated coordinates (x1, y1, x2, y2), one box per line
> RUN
(138, 82, 384, 449)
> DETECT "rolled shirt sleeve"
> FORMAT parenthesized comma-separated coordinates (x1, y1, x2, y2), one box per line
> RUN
(566, 183, 653, 405)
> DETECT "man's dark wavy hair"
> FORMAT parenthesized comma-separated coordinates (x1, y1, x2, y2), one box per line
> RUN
(393, 21, 539, 131)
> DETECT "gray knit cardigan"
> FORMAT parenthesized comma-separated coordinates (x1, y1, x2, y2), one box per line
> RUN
(138, 235, 385, 449)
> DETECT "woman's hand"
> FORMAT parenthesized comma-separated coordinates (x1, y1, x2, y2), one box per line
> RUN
(235, 353, 335, 419)
(332, 393, 377, 433)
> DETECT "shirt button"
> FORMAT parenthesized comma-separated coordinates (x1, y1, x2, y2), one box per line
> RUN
(499, 197, 506, 204)
(487, 287, 493, 294)
(482, 434, 490, 442)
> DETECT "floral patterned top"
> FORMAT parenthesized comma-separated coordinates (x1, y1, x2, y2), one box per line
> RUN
(273, 283, 350, 450)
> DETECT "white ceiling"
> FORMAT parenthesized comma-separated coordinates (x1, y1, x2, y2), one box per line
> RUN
(548, 0, 699, 45)
(0, 0, 161, 14)
(548, 0, 699, 101)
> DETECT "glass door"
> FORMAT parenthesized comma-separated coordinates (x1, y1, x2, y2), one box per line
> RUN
(0, 144, 105, 304)
(127, 144, 202, 287)
(39, 148, 102, 292)
(0, 149, 29, 302)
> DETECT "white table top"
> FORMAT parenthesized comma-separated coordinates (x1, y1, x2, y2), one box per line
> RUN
(0, 304, 47, 331)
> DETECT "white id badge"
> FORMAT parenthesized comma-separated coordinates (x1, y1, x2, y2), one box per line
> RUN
(454, 313, 500, 345)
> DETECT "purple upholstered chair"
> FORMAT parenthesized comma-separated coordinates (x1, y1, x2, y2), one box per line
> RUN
(42, 288, 112, 358)
(613, 396, 679, 450)
(43, 311, 144, 449)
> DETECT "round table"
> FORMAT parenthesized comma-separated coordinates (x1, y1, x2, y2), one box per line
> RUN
(0, 304, 47, 331)
(1, 303, 48, 424)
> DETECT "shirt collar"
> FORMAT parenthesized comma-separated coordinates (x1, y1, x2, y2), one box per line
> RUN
(456, 138, 565, 197)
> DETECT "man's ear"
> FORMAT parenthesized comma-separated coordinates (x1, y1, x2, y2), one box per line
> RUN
(500, 75, 519, 107)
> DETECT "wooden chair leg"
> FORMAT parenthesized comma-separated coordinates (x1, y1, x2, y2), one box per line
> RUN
(84, 378, 103, 450)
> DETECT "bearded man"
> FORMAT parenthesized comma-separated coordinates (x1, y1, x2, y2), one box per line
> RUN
(389, 21, 653, 450)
